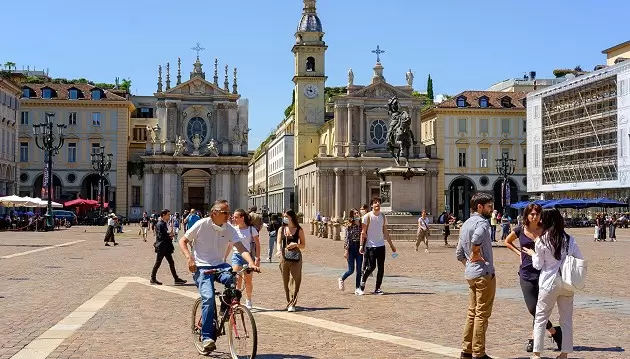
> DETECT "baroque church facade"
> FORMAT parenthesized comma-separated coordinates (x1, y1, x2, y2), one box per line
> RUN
(290, 0, 440, 222)
(128, 55, 249, 216)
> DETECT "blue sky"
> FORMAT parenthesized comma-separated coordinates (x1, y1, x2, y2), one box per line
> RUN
(2, 0, 628, 149)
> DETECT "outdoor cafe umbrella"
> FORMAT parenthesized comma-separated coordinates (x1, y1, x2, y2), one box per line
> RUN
(0, 195, 31, 207)
(585, 198, 629, 208)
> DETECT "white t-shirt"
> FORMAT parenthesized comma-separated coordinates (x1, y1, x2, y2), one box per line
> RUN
(362, 212, 387, 248)
(232, 225, 259, 253)
(185, 218, 237, 267)
(107, 218, 115, 226)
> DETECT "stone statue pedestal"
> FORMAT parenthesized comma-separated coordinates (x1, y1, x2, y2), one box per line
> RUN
(152, 142, 161, 155)
(163, 141, 174, 155)
(346, 144, 358, 157)
(377, 166, 426, 213)
(222, 142, 230, 155)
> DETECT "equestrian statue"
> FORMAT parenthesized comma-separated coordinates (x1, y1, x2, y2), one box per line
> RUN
(386, 96, 417, 167)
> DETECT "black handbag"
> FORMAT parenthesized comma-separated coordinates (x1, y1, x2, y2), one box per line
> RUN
(281, 227, 302, 262)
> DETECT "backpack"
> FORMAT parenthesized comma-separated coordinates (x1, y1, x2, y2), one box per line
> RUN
(561, 236, 587, 292)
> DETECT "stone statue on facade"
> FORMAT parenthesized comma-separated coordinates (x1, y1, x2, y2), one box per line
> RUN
(386, 96, 417, 167)
(191, 133, 202, 156)
(173, 136, 186, 156)
(146, 124, 161, 143)
(206, 138, 219, 157)
(348, 68, 354, 86)
(232, 124, 242, 143)
(242, 125, 250, 143)
(406, 69, 414, 87)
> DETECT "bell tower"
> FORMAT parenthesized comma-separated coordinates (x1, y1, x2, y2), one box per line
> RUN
(292, 0, 327, 168)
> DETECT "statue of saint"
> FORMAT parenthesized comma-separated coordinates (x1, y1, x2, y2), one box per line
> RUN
(232, 124, 242, 143)
(192, 133, 201, 150)
(206, 138, 219, 157)
(146, 124, 160, 143)
(386, 96, 417, 166)
(242, 125, 250, 143)
(348, 68, 354, 86)
(406, 69, 414, 87)
(173, 136, 186, 156)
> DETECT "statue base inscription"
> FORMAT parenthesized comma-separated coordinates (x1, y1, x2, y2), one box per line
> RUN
(376, 166, 425, 213)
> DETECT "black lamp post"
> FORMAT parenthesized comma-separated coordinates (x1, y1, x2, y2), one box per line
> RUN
(90, 146, 113, 217)
(33, 112, 66, 231)
(495, 152, 516, 215)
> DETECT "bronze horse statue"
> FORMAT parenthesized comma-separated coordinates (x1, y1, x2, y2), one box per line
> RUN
(386, 96, 417, 167)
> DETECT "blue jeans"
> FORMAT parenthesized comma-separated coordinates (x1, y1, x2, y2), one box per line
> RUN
(490, 225, 496, 241)
(268, 235, 277, 259)
(231, 253, 247, 266)
(341, 243, 363, 289)
(193, 263, 233, 341)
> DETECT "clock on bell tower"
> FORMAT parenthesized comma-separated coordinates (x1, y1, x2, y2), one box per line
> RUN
(292, 0, 327, 168)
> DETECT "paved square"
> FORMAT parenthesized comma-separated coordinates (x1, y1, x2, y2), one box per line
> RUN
(0, 225, 627, 358)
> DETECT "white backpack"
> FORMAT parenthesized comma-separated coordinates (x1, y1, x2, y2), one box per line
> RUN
(561, 236, 587, 291)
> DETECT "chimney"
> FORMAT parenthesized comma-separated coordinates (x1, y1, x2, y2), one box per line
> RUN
(529, 71, 536, 81)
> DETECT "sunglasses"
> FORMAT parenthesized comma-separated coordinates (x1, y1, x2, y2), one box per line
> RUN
(215, 210, 230, 214)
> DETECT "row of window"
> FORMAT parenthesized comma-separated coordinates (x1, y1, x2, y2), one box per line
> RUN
(457, 118, 526, 135)
(456, 95, 520, 108)
(22, 87, 104, 100)
(19, 142, 106, 163)
(0, 91, 19, 110)
(1, 128, 16, 157)
(456, 148, 526, 169)
(20, 111, 103, 126)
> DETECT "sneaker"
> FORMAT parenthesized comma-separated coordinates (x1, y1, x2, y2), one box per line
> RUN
(338, 277, 345, 291)
(245, 300, 253, 309)
(287, 306, 296, 312)
(460, 353, 472, 359)
(267, 257, 272, 263)
(354, 288, 364, 295)
(201, 338, 216, 352)
(525, 339, 534, 352)
(374, 289, 384, 295)
(113, 242, 119, 246)
(105, 243, 110, 246)
(424, 248, 429, 253)
(174, 278, 187, 285)
(150, 279, 162, 285)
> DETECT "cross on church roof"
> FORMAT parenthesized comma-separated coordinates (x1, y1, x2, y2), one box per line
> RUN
(191, 42, 205, 60)
(371, 45, 385, 63)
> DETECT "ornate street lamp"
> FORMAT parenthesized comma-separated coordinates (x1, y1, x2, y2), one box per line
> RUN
(495, 152, 516, 215)
(33, 112, 66, 231)
(90, 146, 113, 217)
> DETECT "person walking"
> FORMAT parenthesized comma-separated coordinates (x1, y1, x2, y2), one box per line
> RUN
(455, 192, 496, 359)
(275, 209, 306, 312)
(490, 210, 498, 242)
(523, 208, 583, 359)
(185, 209, 201, 230)
(265, 213, 281, 262)
(103, 214, 118, 246)
(357, 197, 397, 296)
(140, 212, 150, 242)
(610, 214, 618, 242)
(150, 209, 187, 286)
(416, 210, 430, 253)
(504, 203, 562, 353)
(338, 208, 363, 293)
(230, 209, 261, 309)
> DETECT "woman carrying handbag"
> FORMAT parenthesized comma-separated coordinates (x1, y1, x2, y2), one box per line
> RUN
(276, 209, 306, 312)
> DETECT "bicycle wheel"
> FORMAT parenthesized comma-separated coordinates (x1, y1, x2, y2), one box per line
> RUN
(227, 304, 257, 359)
(191, 297, 209, 355)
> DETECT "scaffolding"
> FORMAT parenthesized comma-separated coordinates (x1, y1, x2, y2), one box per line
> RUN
(541, 77, 618, 185)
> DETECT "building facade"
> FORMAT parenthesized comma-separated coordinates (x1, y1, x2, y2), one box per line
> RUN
(527, 59, 630, 202)
(17, 83, 133, 212)
(0, 76, 20, 197)
(133, 56, 250, 217)
(602, 40, 630, 66)
(421, 91, 528, 220)
(248, 117, 295, 213)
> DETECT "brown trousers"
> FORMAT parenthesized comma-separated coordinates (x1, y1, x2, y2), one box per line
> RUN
(462, 274, 496, 357)
(279, 257, 303, 308)
(415, 229, 429, 250)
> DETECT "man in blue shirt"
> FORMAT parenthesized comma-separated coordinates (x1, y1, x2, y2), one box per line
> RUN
(186, 209, 201, 229)
(455, 193, 496, 359)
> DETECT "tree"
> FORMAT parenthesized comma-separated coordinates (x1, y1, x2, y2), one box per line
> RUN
(120, 78, 132, 92)
(426, 74, 434, 101)
(3, 62, 16, 71)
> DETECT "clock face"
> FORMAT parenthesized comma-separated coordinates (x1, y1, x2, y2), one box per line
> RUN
(304, 84, 318, 99)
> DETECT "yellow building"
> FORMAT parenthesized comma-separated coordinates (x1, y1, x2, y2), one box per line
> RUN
(421, 91, 527, 220)
(17, 83, 134, 214)
(0, 75, 21, 197)
(602, 40, 630, 66)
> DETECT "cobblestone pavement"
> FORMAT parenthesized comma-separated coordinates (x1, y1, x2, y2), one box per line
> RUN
(0, 225, 627, 358)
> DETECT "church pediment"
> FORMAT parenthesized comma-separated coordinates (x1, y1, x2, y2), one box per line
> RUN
(348, 82, 412, 99)
(163, 78, 234, 97)
(477, 139, 491, 146)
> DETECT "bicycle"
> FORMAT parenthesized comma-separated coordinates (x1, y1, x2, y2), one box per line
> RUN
(191, 267, 258, 358)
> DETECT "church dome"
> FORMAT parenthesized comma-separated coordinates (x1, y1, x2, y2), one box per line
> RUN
(298, 13, 322, 32)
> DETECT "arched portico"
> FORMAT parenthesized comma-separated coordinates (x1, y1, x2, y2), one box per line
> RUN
(448, 176, 477, 221)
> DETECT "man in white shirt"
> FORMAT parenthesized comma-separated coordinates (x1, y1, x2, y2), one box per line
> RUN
(358, 197, 396, 295)
(179, 199, 259, 353)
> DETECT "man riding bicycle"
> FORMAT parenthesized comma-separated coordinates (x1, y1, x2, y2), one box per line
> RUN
(179, 199, 260, 353)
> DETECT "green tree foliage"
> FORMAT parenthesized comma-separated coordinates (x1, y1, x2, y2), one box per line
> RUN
(120, 78, 132, 92)
(3, 62, 16, 71)
(324, 86, 347, 99)
(426, 74, 434, 100)
(552, 69, 574, 78)
(284, 89, 295, 118)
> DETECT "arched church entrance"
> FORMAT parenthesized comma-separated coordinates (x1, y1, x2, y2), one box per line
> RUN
(80, 174, 111, 202)
(449, 177, 476, 221)
(33, 173, 63, 200)
(493, 177, 519, 218)
(182, 169, 211, 215)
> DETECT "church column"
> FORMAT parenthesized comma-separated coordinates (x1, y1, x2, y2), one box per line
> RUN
(223, 167, 232, 204)
(143, 165, 154, 212)
(153, 166, 163, 210)
(345, 169, 356, 212)
(176, 167, 184, 211)
(239, 167, 248, 209)
(359, 106, 366, 154)
(333, 104, 343, 156)
(360, 167, 367, 205)
(430, 170, 438, 215)
(334, 168, 342, 219)
(209, 168, 217, 204)
(346, 105, 357, 157)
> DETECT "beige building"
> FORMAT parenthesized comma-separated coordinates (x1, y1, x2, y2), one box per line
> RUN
(130, 55, 250, 217)
(421, 91, 527, 220)
(602, 40, 630, 66)
(291, 1, 440, 226)
(17, 83, 133, 212)
(0, 75, 21, 197)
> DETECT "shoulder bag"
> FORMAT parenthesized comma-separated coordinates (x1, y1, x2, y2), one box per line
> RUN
(282, 227, 302, 262)
(561, 236, 587, 291)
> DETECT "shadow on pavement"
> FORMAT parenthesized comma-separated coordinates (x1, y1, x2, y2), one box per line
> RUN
(256, 355, 315, 359)
(574, 345, 625, 352)
(381, 291, 435, 295)
(297, 306, 348, 312)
